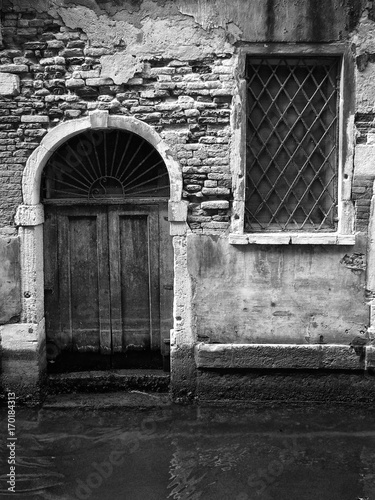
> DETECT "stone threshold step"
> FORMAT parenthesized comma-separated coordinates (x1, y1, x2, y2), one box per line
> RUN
(43, 391, 171, 409)
(47, 369, 170, 394)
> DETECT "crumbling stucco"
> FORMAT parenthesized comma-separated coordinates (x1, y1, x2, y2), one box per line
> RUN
(187, 234, 368, 345)
(53, 3, 233, 84)
(176, 0, 366, 42)
(100, 53, 144, 85)
(0, 237, 21, 325)
(352, 6, 375, 112)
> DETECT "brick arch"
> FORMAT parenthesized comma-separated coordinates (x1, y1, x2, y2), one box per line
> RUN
(22, 110, 183, 205)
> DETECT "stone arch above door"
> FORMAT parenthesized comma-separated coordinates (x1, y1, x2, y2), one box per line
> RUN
(21, 110, 184, 207)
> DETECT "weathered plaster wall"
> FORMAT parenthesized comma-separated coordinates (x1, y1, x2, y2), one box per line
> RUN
(187, 235, 368, 345)
(177, 0, 365, 42)
(0, 236, 21, 325)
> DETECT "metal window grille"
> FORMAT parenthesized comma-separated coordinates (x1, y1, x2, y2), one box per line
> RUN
(245, 56, 340, 232)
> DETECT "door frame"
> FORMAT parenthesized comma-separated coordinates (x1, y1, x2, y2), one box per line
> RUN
(15, 111, 192, 379)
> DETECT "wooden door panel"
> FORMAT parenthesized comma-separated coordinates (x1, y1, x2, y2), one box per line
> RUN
(45, 207, 111, 354)
(120, 215, 150, 347)
(108, 206, 160, 353)
(69, 215, 100, 351)
(57, 211, 72, 351)
(96, 212, 112, 354)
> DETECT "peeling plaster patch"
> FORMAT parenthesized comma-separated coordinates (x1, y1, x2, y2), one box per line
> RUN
(176, 0, 354, 42)
(354, 144, 375, 175)
(8, 0, 49, 14)
(352, 16, 375, 57)
(56, 5, 232, 60)
(138, 17, 232, 59)
(113, 0, 180, 21)
(57, 6, 138, 48)
(226, 21, 243, 41)
(60, 0, 102, 12)
(355, 58, 375, 112)
(101, 53, 144, 84)
(176, 0, 250, 31)
(340, 253, 366, 272)
(0, 237, 21, 325)
(53, 0, 179, 23)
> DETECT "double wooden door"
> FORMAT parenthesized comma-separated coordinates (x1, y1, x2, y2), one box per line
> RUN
(44, 203, 173, 371)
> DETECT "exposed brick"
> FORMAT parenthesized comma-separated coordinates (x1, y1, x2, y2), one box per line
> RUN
(185, 185, 202, 192)
(21, 115, 49, 123)
(0, 117, 20, 123)
(23, 129, 48, 137)
(202, 187, 230, 196)
(23, 42, 47, 50)
(66, 78, 85, 89)
(0, 64, 29, 73)
(150, 67, 175, 76)
(46, 40, 65, 50)
(84, 48, 111, 57)
(40, 56, 65, 66)
(201, 221, 230, 229)
(86, 77, 114, 86)
(60, 48, 84, 58)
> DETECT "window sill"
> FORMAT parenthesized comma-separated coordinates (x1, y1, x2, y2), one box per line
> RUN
(228, 233, 356, 245)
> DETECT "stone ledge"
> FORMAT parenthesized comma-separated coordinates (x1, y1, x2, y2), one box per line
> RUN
(43, 391, 171, 408)
(196, 370, 375, 403)
(195, 343, 365, 370)
(228, 233, 356, 245)
(47, 370, 170, 395)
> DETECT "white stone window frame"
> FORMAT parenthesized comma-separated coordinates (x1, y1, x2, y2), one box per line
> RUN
(230, 43, 355, 245)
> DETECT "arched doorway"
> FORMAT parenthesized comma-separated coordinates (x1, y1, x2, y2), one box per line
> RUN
(42, 128, 174, 372)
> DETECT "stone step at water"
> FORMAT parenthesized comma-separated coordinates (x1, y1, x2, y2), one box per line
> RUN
(48, 369, 170, 395)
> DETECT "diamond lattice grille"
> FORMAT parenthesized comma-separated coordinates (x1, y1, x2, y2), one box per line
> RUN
(245, 56, 339, 232)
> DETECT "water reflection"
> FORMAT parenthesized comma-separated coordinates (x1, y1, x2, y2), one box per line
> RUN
(1, 404, 375, 499)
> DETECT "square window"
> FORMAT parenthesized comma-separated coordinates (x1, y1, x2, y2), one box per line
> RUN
(245, 56, 340, 232)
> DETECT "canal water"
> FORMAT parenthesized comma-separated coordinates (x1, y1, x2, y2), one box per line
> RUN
(1, 398, 375, 499)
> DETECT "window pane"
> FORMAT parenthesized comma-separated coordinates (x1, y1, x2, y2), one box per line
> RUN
(245, 57, 339, 232)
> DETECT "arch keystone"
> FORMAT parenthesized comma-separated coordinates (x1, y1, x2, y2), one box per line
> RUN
(89, 110, 109, 129)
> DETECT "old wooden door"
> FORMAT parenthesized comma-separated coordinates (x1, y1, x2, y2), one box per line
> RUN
(44, 203, 172, 372)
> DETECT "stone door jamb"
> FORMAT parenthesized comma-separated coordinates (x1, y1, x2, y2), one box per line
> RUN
(14, 111, 190, 382)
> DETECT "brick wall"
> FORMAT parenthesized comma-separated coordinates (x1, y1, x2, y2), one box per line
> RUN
(0, 9, 234, 233)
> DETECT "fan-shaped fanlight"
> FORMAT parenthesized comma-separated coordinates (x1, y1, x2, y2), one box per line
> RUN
(41, 129, 170, 200)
